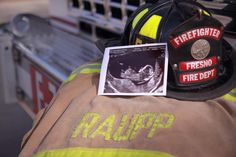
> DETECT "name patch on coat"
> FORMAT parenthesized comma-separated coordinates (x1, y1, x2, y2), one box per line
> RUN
(71, 112, 175, 141)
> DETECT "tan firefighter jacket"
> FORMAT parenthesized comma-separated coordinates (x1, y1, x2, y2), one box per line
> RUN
(19, 62, 236, 157)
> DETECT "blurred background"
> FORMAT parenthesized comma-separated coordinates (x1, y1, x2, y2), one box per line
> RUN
(0, 0, 49, 23)
(0, 0, 48, 157)
(0, 0, 235, 157)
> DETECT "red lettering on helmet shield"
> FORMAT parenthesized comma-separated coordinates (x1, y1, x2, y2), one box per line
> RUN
(170, 27, 222, 48)
(179, 56, 217, 71)
(180, 68, 216, 84)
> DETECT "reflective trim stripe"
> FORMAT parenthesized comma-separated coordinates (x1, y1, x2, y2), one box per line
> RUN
(72, 63, 102, 74)
(80, 68, 101, 74)
(34, 147, 175, 157)
(231, 88, 236, 93)
(203, 10, 210, 16)
(75, 64, 101, 74)
(132, 8, 149, 29)
(63, 73, 77, 84)
(223, 88, 236, 102)
(62, 62, 101, 85)
(139, 15, 162, 39)
(223, 94, 236, 102)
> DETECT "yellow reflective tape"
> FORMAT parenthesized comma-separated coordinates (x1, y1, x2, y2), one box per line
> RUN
(130, 113, 155, 140)
(71, 113, 100, 138)
(231, 88, 236, 93)
(135, 38, 143, 45)
(34, 147, 176, 157)
(113, 114, 139, 141)
(62, 73, 77, 85)
(147, 113, 175, 138)
(203, 10, 210, 16)
(62, 62, 102, 85)
(72, 62, 102, 74)
(71, 112, 175, 142)
(139, 15, 162, 39)
(79, 68, 101, 74)
(90, 115, 115, 140)
(132, 8, 149, 29)
(223, 94, 236, 102)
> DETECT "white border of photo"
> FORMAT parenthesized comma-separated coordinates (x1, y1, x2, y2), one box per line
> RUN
(98, 43, 169, 96)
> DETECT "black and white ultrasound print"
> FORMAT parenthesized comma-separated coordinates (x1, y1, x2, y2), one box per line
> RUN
(98, 43, 168, 96)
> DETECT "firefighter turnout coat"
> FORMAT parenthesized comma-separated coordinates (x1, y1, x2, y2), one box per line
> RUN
(19, 63, 236, 157)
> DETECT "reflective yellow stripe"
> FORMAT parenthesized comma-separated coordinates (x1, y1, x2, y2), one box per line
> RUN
(231, 88, 236, 93)
(203, 10, 210, 16)
(62, 73, 77, 85)
(62, 62, 101, 85)
(34, 147, 175, 157)
(222, 88, 236, 102)
(139, 15, 162, 39)
(223, 94, 236, 102)
(80, 68, 101, 74)
(135, 38, 143, 45)
(72, 63, 102, 74)
(132, 8, 149, 29)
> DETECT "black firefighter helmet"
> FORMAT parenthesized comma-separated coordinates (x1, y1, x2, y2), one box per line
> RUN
(96, 0, 236, 101)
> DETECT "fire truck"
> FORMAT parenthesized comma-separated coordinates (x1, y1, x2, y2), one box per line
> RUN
(0, 0, 235, 119)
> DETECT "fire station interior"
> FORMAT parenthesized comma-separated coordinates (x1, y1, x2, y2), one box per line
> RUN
(0, 0, 235, 157)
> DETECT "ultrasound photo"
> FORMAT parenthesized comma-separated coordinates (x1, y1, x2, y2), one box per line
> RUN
(98, 43, 168, 96)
